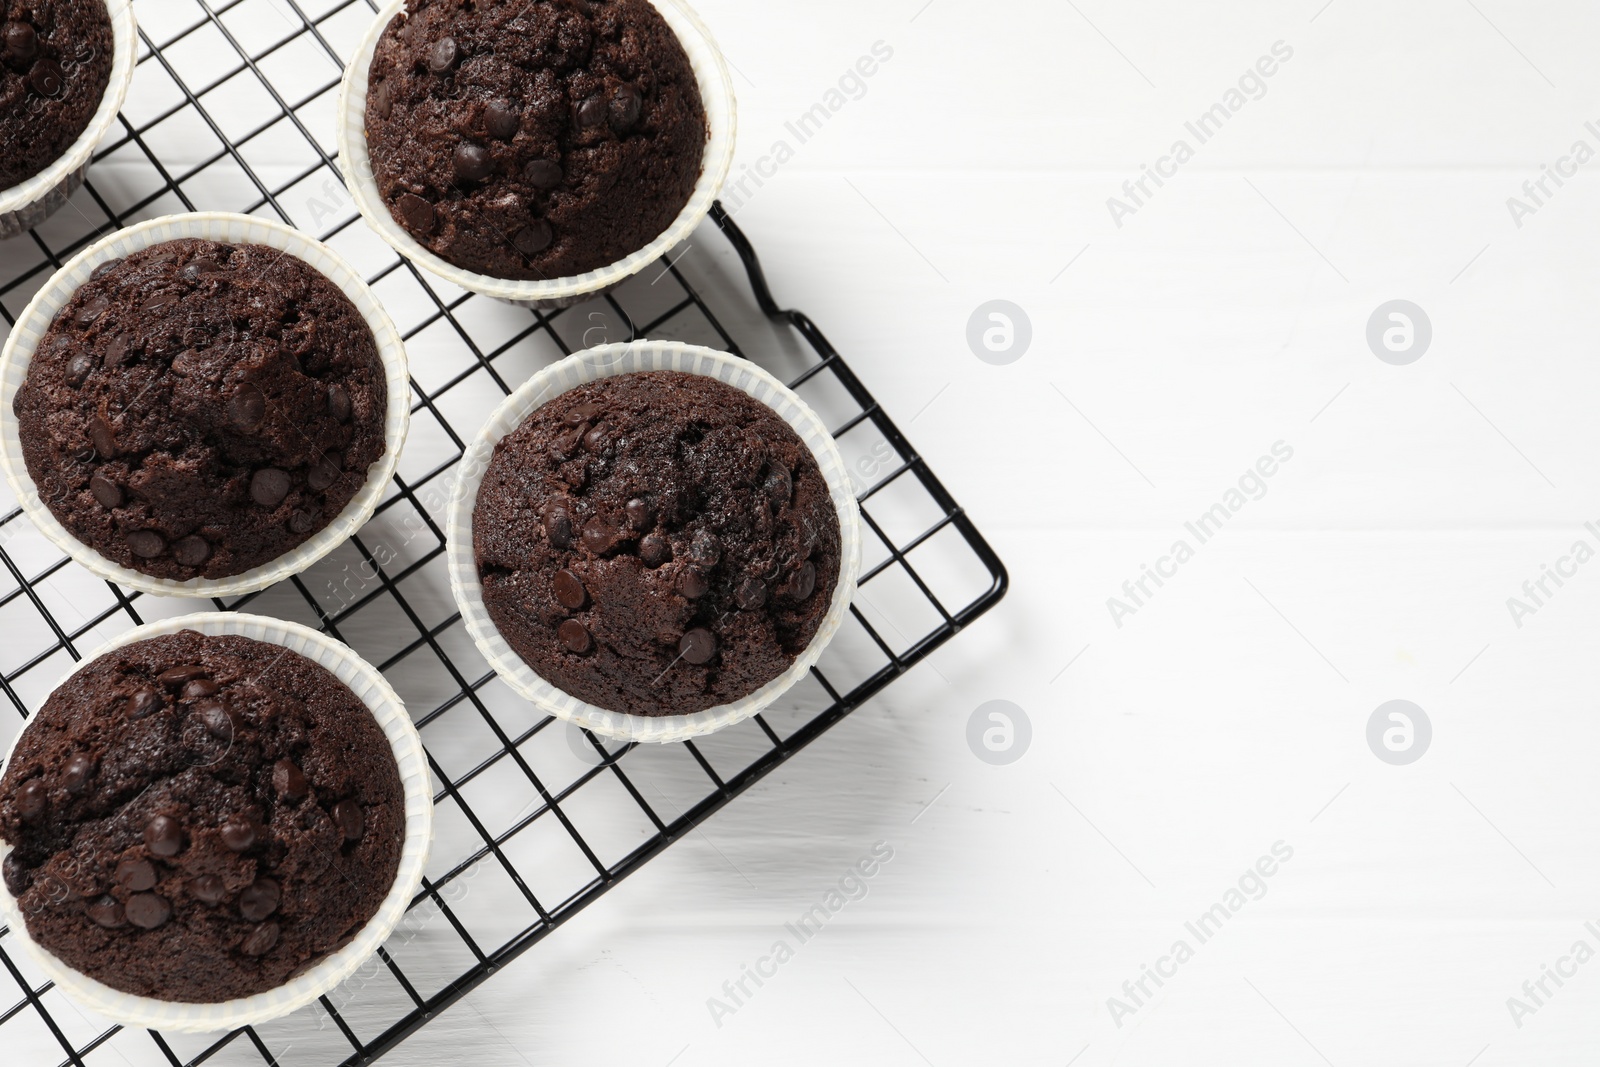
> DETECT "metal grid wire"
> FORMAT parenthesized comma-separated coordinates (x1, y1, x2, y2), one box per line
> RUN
(0, 0, 1008, 1063)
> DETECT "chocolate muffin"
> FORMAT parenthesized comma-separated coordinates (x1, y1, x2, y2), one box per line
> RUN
(0, 630, 405, 1003)
(364, 0, 708, 280)
(13, 239, 389, 582)
(0, 0, 113, 189)
(475, 371, 842, 716)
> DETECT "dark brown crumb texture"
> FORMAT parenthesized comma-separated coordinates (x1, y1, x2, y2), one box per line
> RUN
(0, 0, 112, 189)
(13, 239, 389, 581)
(364, 0, 708, 280)
(0, 631, 405, 1004)
(474, 371, 842, 717)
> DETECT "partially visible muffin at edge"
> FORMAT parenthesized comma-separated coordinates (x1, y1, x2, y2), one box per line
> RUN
(0, 0, 113, 189)
(364, 0, 708, 280)
(12, 238, 389, 582)
(474, 371, 842, 717)
(0, 630, 405, 1003)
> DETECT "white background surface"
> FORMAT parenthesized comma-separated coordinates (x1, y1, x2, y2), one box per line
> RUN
(11, 0, 1600, 1064)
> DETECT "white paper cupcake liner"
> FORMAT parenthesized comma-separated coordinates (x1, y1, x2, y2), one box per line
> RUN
(336, 0, 737, 309)
(447, 342, 863, 744)
(0, 611, 433, 1033)
(0, 0, 138, 240)
(0, 212, 412, 598)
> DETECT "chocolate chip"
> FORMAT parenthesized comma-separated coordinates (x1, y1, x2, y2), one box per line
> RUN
(640, 534, 671, 568)
(157, 665, 206, 688)
(62, 752, 95, 793)
(331, 799, 365, 842)
(553, 426, 583, 458)
(126, 892, 171, 930)
(180, 257, 221, 282)
(453, 142, 492, 184)
(190, 874, 225, 904)
(576, 94, 607, 129)
(4, 22, 38, 63)
(512, 220, 552, 256)
(220, 818, 257, 853)
(688, 530, 721, 567)
(103, 333, 129, 367)
(182, 677, 219, 699)
(15, 779, 46, 822)
(88, 415, 117, 458)
(525, 159, 562, 190)
(327, 384, 351, 422)
(89, 257, 120, 280)
(250, 468, 291, 507)
(782, 560, 817, 601)
(609, 84, 643, 131)
(565, 403, 601, 426)
(273, 758, 309, 800)
(76, 296, 109, 327)
(677, 565, 709, 599)
(140, 291, 177, 314)
(427, 35, 459, 73)
(228, 384, 266, 431)
(395, 192, 436, 235)
(289, 509, 319, 535)
(582, 422, 609, 452)
(89, 472, 123, 509)
(371, 76, 393, 119)
(625, 498, 654, 532)
(764, 467, 792, 507)
(87, 895, 125, 928)
(126, 530, 166, 558)
(485, 100, 520, 139)
(542, 569, 584, 613)
(736, 578, 768, 611)
(557, 619, 592, 653)
(307, 453, 342, 492)
(239, 877, 280, 921)
(27, 59, 63, 98)
(144, 815, 183, 857)
(581, 519, 621, 555)
(115, 856, 157, 892)
(3, 853, 29, 896)
(679, 628, 716, 665)
(543, 501, 573, 548)
(196, 699, 233, 740)
(126, 687, 159, 718)
(65, 352, 94, 386)
(173, 535, 211, 568)
(241, 921, 280, 956)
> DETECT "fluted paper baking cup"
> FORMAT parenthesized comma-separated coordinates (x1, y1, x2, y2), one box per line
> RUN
(337, 0, 737, 309)
(0, 612, 433, 1032)
(447, 342, 862, 744)
(0, 212, 411, 598)
(0, 0, 138, 239)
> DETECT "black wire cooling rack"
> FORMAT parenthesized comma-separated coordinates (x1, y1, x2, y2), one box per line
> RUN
(0, 0, 1008, 1063)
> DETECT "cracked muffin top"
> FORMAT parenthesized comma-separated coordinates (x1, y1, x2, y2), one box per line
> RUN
(13, 238, 389, 581)
(0, 630, 405, 1003)
(364, 0, 707, 280)
(474, 371, 842, 716)
(0, 0, 113, 189)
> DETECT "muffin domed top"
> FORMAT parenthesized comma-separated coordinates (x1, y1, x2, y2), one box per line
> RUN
(364, 0, 708, 280)
(0, 0, 113, 189)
